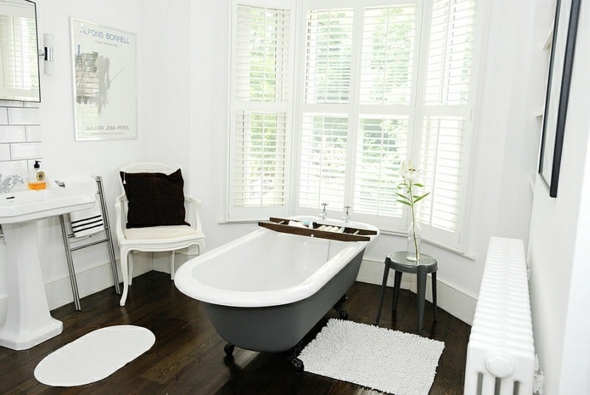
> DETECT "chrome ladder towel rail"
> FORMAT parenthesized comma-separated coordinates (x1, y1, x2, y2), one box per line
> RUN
(59, 176, 121, 310)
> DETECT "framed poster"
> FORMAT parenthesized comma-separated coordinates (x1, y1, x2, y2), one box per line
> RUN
(539, 0, 581, 197)
(71, 18, 137, 141)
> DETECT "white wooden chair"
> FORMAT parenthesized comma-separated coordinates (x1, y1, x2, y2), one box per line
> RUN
(114, 162, 205, 306)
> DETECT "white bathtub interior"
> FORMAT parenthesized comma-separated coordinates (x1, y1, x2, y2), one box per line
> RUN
(191, 230, 350, 292)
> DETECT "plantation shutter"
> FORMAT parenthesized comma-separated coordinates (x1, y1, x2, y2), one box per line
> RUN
(296, 3, 422, 230)
(299, 114, 349, 209)
(228, 1, 294, 220)
(297, 7, 354, 213)
(416, 0, 477, 247)
(358, 5, 417, 106)
(354, 115, 410, 220)
(303, 8, 354, 104)
(353, 5, 418, 226)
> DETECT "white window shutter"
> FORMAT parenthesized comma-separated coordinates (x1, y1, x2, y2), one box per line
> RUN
(235, 5, 291, 103)
(351, 4, 419, 230)
(354, 116, 410, 220)
(416, 0, 477, 248)
(298, 114, 349, 209)
(228, 2, 294, 220)
(297, 6, 355, 213)
(304, 8, 354, 104)
(359, 5, 417, 106)
(232, 111, 287, 207)
(417, 115, 465, 231)
(424, 0, 476, 105)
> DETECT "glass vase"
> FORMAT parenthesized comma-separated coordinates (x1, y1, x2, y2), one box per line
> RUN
(406, 221, 422, 262)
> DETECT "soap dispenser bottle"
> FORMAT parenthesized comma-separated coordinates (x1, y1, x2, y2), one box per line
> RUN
(28, 160, 46, 190)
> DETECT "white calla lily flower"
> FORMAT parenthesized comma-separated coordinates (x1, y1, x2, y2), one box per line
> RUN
(400, 160, 420, 182)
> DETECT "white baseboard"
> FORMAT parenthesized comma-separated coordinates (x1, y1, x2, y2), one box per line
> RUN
(43, 261, 131, 310)
(357, 258, 476, 325)
(0, 256, 475, 328)
(0, 298, 5, 327)
(0, 252, 189, 326)
(0, 259, 149, 326)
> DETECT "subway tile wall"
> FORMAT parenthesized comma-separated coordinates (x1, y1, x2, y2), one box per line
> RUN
(0, 101, 42, 180)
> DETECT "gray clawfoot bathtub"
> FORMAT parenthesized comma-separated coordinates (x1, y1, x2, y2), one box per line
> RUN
(174, 217, 379, 371)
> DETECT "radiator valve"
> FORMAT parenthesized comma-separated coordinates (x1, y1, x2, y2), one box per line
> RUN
(533, 354, 544, 394)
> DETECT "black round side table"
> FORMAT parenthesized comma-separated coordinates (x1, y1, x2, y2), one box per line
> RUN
(374, 251, 438, 335)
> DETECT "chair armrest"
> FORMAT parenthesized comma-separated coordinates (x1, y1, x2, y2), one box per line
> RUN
(184, 194, 203, 234)
(114, 194, 127, 242)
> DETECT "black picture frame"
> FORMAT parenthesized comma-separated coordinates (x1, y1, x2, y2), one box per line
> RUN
(539, 0, 581, 198)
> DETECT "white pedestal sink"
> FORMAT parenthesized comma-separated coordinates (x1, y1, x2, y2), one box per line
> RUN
(0, 183, 96, 350)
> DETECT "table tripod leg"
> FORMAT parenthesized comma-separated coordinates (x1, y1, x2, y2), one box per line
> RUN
(374, 261, 390, 325)
(417, 265, 427, 335)
(432, 272, 438, 321)
(392, 271, 403, 313)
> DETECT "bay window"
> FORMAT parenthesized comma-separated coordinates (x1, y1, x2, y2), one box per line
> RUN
(228, 0, 479, 251)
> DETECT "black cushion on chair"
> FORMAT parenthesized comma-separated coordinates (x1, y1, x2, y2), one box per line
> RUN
(121, 169, 190, 228)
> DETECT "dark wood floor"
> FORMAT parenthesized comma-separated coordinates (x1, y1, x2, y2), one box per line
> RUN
(0, 271, 470, 394)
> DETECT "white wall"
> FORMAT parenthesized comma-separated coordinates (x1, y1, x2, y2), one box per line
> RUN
(37, 0, 149, 288)
(0, 0, 148, 320)
(528, 2, 590, 393)
(142, 0, 191, 169)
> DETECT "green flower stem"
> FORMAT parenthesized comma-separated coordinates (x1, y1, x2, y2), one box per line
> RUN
(408, 181, 419, 261)
(397, 180, 428, 261)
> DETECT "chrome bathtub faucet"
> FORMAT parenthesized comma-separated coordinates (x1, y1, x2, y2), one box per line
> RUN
(342, 205, 351, 222)
(319, 202, 328, 219)
(0, 174, 24, 193)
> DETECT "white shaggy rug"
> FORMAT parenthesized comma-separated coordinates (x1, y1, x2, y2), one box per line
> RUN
(299, 319, 444, 395)
(34, 325, 155, 387)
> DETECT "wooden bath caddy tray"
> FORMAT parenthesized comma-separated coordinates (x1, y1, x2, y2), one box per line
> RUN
(258, 217, 377, 242)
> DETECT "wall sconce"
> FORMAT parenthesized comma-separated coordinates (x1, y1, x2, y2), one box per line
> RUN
(43, 33, 54, 75)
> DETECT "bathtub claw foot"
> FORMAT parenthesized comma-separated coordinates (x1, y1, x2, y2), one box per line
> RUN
(224, 343, 235, 356)
(333, 294, 349, 319)
(333, 294, 347, 310)
(287, 341, 304, 372)
(288, 356, 304, 372)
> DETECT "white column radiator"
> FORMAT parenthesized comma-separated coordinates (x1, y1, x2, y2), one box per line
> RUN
(464, 237, 535, 395)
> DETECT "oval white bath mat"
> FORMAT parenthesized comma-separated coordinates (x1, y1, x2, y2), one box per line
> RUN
(34, 325, 155, 387)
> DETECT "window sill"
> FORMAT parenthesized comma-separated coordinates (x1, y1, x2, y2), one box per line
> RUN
(219, 217, 476, 260)
(371, 228, 476, 261)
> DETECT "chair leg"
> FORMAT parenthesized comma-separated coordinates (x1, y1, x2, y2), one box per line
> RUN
(128, 252, 134, 285)
(120, 250, 130, 307)
(170, 251, 176, 280)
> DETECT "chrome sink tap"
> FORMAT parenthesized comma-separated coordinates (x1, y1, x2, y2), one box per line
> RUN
(319, 202, 328, 219)
(342, 205, 351, 222)
(0, 174, 24, 193)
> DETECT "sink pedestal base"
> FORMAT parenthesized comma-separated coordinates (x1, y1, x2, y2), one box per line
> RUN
(0, 221, 63, 350)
